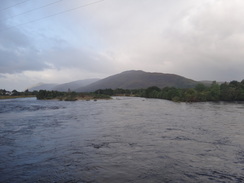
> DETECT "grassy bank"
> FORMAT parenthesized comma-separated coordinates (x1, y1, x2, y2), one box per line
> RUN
(0, 95, 35, 100)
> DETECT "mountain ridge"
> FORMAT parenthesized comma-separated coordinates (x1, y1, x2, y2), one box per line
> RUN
(28, 70, 200, 92)
(52, 78, 100, 92)
(28, 78, 100, 91)
(28, 83, 58, 91)
(75, 70, 198, 92)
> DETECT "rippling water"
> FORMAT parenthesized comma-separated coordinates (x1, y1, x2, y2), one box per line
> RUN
(0, 97, 244, 183)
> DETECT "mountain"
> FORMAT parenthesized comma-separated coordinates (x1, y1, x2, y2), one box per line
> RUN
(53, 78, 100, 92)
(28, 83, 58, 91)
(28, 79, 100, 91)
(75, 70, 198, 92)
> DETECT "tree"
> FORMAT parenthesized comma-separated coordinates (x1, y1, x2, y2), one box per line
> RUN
(208, 81, 220, 101)
(195, 83, 207, 92)
(183, 88, 197, 102)
(12, 90, 19, 96)
(0, 89, 7, 95)
(229, 80, 239, 88)
(167, 87, 181, 100)
(145, 86, 160, 98)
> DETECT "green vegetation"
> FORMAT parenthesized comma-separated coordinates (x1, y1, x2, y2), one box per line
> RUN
(0, 89, 111, 101)
(91, 80, 244, 102)
(0, 89, 36, 99)
(95, 88, 134, 96)
(138, 80, 244, 102)
(2, 79, 244, 102)
(36, 90, 111, 101)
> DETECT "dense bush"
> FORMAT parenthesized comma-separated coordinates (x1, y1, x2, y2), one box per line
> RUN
(36, 90, 111, 101)
(139, 80, 244, 102)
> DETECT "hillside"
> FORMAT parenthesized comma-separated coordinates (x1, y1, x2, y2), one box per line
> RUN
(28, 79, 100, 91)
(75, 70, 198, 92)
(53, 78, 100, 92)
(28, 83, 58, 91)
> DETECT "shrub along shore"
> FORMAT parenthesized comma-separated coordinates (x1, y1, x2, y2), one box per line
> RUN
(36, 90, 111, 101)
(92, 80, 244, 102)
(0, 95, 36, 99)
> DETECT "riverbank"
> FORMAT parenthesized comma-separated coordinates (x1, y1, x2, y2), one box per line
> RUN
(47, 95, 112, 101)
(0, 95, 35, 100)
(36, 90, 111, 101)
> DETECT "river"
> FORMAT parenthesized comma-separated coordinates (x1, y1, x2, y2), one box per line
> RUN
(0, 97, 244, 183)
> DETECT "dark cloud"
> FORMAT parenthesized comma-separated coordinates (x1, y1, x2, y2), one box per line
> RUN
(0, 0, 116, 75)
(0, 27, 48, 73)
(0, 8, 49, 73)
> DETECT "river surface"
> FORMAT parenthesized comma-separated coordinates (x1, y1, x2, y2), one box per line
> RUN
(0, 97, 244, 183)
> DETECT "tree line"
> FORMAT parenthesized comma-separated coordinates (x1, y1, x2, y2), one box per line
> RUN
(139, 80, 244, 102)
(93, 80, 244, 102)
(36, 90, 111, 101)
(0, 89, 36, 96)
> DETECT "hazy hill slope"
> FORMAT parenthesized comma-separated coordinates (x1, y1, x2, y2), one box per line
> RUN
(75, 70, 198, 92)
(28, 83, 58, 91)
(53, 78, 100, 92)
(28, 79, 100, 91)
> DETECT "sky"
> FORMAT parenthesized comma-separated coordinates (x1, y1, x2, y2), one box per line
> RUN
(1, 0, 244, 91)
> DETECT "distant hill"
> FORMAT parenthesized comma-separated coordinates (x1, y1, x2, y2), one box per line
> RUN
(28, 79, 100, 91)
(53, 78, 100, 92)
(75, 70, 198, 92)
(28, 83, 58, 91)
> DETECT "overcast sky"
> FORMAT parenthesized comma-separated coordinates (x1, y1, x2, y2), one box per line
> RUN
(1, 0, 244, 91)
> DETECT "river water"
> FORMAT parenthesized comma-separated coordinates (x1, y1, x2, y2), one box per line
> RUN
(0, 97, 244, 183)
